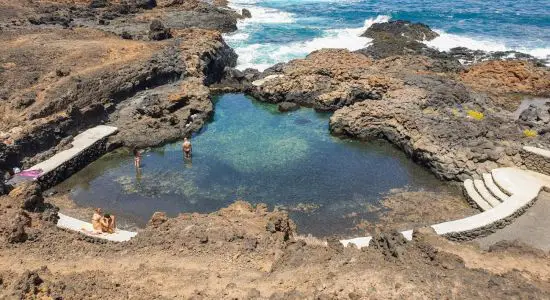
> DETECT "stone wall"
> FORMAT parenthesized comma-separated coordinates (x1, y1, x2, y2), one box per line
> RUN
(37, 137, 112, 190)
(521, 149, 550, 176)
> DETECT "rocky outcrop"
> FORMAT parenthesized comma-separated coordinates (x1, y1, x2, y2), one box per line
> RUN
(246, 49, 394, 111)
(0, 0, 239, 172)
(148, 19, 172, 41)
(361, 20, 439, 41)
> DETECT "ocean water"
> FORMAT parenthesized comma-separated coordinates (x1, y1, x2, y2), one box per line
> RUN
(224, 0, 550, 70)
(57, 94, 457, 236)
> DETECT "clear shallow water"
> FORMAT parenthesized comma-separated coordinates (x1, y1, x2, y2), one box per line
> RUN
(58, 94, 457, 236)
(225, 0, 550, 70)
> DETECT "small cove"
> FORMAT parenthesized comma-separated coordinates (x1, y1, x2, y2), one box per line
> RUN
(56, 94, 460, 237)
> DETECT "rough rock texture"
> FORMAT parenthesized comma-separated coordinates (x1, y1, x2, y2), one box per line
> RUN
(248, 49, 393, 111)
(148, 18, 171, 41)
(0, 0, 238, 173)
(2, 198, 550, 298)
(361, 20, 439, 42)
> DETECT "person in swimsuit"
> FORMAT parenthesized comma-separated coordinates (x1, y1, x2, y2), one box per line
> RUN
(133, 148, 142, 169)
(182, 137, 192, 159)
(92, 208, 103, 232)
(100, 214, 116, 234)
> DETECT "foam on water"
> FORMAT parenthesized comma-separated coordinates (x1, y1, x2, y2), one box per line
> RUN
(224, 0, 550, 70)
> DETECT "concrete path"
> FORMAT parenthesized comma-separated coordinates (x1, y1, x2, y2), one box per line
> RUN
(476, 191, 550, 251)
(7, 125, 118, 185)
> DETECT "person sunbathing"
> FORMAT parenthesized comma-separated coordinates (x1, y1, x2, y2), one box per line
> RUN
(100, 214, 117, 234)
(92, 208, 103, 232)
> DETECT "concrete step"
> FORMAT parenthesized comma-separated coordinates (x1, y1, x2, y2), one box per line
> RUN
(473, 179, 501, 207)
(483, 173, 509, 201)
(464, 179, 492, 211)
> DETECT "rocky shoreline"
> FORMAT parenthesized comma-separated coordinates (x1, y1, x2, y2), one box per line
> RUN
(217, 20, 550, 181)
(1, 2, 550, 297)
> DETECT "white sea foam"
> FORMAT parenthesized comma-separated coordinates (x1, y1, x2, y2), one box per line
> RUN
(229, 14, 391, 71)
(426, 30, 550, 64)
(225, 0, 550, 70)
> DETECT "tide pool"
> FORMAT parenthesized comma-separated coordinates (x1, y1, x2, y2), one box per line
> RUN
(57, 94, 458, 236)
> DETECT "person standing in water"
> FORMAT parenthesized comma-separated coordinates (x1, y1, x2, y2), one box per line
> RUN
(133, 148, 142, 168)
(182, 137, 192, 159)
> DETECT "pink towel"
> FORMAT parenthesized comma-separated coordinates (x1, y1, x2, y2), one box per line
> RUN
(18, 169, 43, 179)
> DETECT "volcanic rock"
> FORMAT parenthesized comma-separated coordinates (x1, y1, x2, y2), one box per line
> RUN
(277, 102, 299, 112)
(148, 19, 172, 41)
(242, 8, 252, 18)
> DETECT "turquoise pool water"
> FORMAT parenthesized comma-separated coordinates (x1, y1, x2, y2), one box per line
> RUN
(58, 94, 457, 236)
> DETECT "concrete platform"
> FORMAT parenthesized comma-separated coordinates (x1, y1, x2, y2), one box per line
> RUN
(57, 213, 137, 242)
(523, 146, 550, 159)
(7, 125, 118, 186)
(31, 125, 118, 176)
(341, 168, 548, 248)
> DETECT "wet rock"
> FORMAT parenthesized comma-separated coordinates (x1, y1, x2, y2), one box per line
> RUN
(278, 102, 299, 112)
(8, 211, 31, 244)
(241, 8, 252, 18)
(148, 212, 168, 227)
(148, 19, 172, 41)
(361, 20, 439, 41)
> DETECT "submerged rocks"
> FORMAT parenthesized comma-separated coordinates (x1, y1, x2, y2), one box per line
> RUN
(277, 102, 299, 112)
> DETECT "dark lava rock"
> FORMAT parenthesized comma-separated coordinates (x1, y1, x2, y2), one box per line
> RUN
(11, 182, 45, 212)
(278, 102, 299, 112)
(242, 8, 252, 18)
(120, 31, 133, 40)
(55, 68, 70, 77)
(368, 230, 408, 259)
(362, 20, 439, 41)
(133, 0, 157, 9)
(8, 211, 31, 244)
(89, 0, 108, 8)
(519, 104, 550, 124)
(148, 19, 172, 41)
(40, 206, 60, 224)
(448, 47, 548, 67)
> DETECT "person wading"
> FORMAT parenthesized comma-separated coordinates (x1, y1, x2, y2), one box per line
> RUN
(182, 137, 192, 159)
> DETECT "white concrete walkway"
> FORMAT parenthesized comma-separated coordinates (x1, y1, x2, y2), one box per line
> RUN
(341, 168, 550, 248)
(57, 213, 137, 242)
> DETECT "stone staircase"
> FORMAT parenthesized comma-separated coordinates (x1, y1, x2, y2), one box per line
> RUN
(341, 167, 550, 248)
(463, 172, 510, 211)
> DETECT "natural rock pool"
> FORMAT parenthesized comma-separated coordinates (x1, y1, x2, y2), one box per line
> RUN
(57, 94, 458, 236)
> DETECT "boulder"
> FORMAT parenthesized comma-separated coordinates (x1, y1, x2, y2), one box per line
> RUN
(241, 8, 252, 18)
(361, 20, 439, 41)
(368, 230, 408, 259)
(7, 211, 31, 244)
(89, 0, 108, 8)
(8, 182, 44, 212)
(148, 211, 168, 227)
(277, 102, 299, 112)
(148, 19, 172, 41)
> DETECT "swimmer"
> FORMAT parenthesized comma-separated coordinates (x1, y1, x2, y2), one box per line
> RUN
(182, 137, 192, 159)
